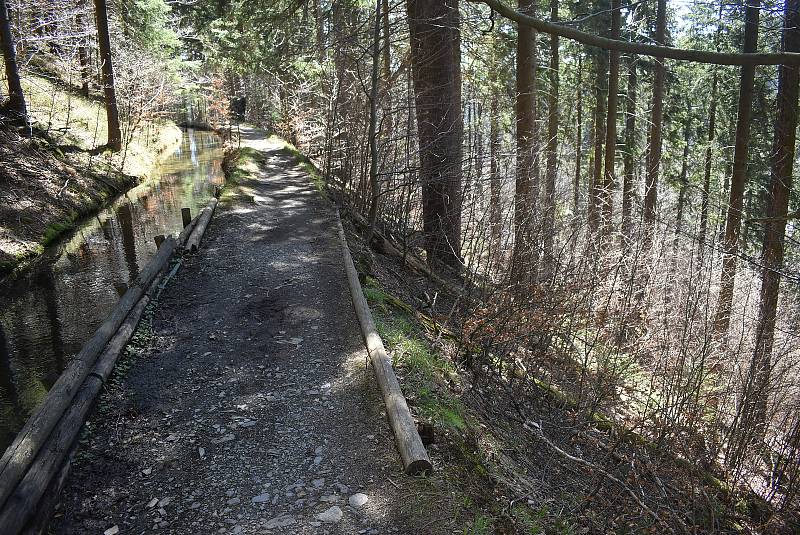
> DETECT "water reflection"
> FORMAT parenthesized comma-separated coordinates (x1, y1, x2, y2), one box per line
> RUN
(0, 130, 223, 454)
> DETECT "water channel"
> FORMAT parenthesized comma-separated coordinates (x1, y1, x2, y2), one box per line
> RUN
(0, 129, 224, 453)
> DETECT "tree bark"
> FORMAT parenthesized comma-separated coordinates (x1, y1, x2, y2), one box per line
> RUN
(699, 70, 718, 253)
(672, 118, 691, 270)
(573, 55, 582, 225)
(588, 53, 606, 231)
(490, 93, 501, 247)
(713, 0, 760, 337)
(314, 0, 324, 62)
(407, 0, 463, 271)
(366, 0, 382, 243)
(600, 0, 621, 243)
(513, 0, 538, 282)
(380, 0, 392, 139)
(621, 56, 636, 251)
(0, 0, 29, 132)
(643, 0, 667, 249)
(489, 32, 502, 248)
(542, 0, 559, 280)
(93, 0, 122, 151)
(748, 0, 800, 439)
(77, 11, 91, 98)
(698, 3, 724, 255)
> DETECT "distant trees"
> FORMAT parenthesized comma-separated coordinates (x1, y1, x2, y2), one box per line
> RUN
(175, 0, 800, 520)
(0, 0, 176, 151)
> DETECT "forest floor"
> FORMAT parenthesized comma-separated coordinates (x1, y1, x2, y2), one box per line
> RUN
(50, 127, 478, 534)
(0, 73, 181, 277)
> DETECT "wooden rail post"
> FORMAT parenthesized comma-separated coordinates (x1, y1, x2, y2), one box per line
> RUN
(184, 198, 218, 254)
(181, 207, 192, 228)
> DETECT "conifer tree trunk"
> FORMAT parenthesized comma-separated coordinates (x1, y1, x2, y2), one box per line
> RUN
(314, 0, 324, 62)
(643, 0, 667, 247)
(489, 32, 502, 248)
(588, 53, 606, 231)
(407, 0, 463, 271)
(748, 0, 800, 437)
(621, 56, 636, 251)
(76, 9, 91, 97)
(698, 3, 724, 255)
(574, 56, 583, 223)
(490, 92, 501, 247)
(542, 0, 559, 279)
(380, 0, 392, 138)
(513, 0, 538, 282)
(672, 118, 691, 265)
(600, 0, 621, 242)
(365, 0, 382, 243)
(93, 0, 122, 151)
(713, 0, 760, 337)
(699, 70, 718, 252)
(0, 0, 29, 131)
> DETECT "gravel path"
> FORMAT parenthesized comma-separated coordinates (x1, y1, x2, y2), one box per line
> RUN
(53, 127, 421, 534)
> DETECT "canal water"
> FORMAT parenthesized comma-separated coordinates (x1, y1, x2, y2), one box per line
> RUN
(0, 129, 224, 454)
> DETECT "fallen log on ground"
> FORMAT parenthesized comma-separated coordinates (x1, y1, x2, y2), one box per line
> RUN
(185, 198, 219, 254)
(0, 236, 176, 512)
(348, 210, 464, 298)
(336, 212, 432, 475)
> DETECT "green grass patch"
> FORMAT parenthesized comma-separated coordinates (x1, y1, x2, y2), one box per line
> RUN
(364, 281, 466, 436)
(464, 514, 494, 535)
(223, 146, 262, 185)
(22, 73, 182, 179)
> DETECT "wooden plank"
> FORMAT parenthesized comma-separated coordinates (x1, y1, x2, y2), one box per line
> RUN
(336, 213, 432, 475)
(0, 237, 176, 511)
(0, 376, 104, 533)
(19, 444, 74, 535)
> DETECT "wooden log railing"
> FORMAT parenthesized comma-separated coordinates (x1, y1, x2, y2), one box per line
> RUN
(0, 195, 221, 534)
(336, 211, 433, 475)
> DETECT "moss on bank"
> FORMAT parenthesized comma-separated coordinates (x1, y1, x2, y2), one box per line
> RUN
(360, 275, 517, 532)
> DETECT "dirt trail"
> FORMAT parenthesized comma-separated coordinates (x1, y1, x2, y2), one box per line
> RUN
(53, 127, 421, 534)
